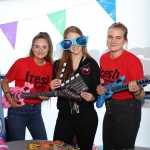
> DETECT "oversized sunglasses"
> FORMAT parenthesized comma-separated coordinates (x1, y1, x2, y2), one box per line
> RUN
(59, 36, 88, 50)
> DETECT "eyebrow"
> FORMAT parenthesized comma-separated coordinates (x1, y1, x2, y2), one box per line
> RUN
(108, 35, 122, 38)
(34, 45, 48, 47)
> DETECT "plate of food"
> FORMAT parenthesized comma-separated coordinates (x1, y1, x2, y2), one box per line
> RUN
(26, 140, 64, 150)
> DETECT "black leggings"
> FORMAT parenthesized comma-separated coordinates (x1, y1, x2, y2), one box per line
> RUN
(103, 98, 141, 150)
(53, 109, 98, 150)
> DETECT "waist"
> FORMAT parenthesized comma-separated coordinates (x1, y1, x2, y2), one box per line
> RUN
(112, 91, 134, 100)
(59, 107, 95, 115)
(24, 99, 42, 104)
(105, 97, 140, 106)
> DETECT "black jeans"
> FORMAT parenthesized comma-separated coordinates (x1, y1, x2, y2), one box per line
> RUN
(53, 109, 98, 150)
(103, 98, 141, 150)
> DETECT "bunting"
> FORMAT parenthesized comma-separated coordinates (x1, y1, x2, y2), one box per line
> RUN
(0, 22, 18, 49)
(96, 0, 116, 22)
(0, 1, 116, 50)
(47, 9, 66, 37)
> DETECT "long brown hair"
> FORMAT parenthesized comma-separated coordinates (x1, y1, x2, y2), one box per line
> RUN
(29, 32, 54, 64)
(56, 26, 93, 81)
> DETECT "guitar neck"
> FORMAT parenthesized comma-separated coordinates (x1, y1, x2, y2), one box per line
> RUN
(17, 91, 60, 99)
(111, 77, 150, 93)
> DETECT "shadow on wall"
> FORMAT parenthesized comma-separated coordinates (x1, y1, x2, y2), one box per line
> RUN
(88, 49, 101, 62)
(53, 43, 63, 59)
(129, 47, 150, 76)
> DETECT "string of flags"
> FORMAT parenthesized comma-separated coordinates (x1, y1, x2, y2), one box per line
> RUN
(0, 0, 116, 50)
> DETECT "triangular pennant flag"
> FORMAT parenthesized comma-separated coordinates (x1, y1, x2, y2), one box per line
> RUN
(96, 0, 116, 22)
(47, 9, 66, 36)
(0, 72, 6, 140)
(0, 21, 18, 49)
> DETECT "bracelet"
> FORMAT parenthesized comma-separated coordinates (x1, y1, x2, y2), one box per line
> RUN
(134, 89, 142, 96)
(133, 89, 140, 93)
(4, 91, 10, 96)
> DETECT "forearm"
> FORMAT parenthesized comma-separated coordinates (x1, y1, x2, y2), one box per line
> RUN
(1, 77, 9, 93)
(133, 88, 145, 100)
(1, 78, 14, 104)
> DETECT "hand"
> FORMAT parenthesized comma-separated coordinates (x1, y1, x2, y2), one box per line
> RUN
(128, 81, 141, 93)
(39, 96, 50, 101)
(96, 84, 107, 95)
(50, 79, 61, 91)
(81, 92, 94, 102)
(9, 98, 22, 108)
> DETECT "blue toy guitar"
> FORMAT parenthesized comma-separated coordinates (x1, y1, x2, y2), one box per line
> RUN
(96, 76, 150, 108)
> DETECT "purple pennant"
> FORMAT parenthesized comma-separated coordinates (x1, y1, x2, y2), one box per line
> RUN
(0, 21, 18, 49)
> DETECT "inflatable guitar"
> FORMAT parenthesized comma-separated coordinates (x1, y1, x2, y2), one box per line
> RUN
(96, 76, 150, 108)
(2, 84, 82, 108)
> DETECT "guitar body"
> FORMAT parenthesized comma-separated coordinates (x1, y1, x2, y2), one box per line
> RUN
(96, 76, 125, 108)
(2, 84, 34, 108)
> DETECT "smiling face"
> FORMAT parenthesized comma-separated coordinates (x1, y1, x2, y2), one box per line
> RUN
(32, 38, 49, 61)
(107, 27, 127, 53)
(66, 32, 83, 56)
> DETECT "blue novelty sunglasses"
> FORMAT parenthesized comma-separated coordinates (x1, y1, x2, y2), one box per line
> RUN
(59, 36, 88, 50)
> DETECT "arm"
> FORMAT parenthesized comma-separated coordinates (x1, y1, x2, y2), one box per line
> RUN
(129, 81, 145, 100)
(1, 77, 21, 108)
(126, 54, 145, 100)
(133, 88, 145, 100)
(81, 60, 100, 102)
(50, 79, 61, 91)
(50, 60, 61, 91)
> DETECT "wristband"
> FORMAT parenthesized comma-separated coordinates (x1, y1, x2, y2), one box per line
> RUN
(4, 91, 10, 96)
(134, 89, 142, 96)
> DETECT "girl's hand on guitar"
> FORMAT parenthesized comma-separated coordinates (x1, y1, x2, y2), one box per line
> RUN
(129, 81, 145, 100)
(96, 84, 107, 95)
(50, 79, 61, 91)
(128, 81, 141, 93)
(9, 98, 22, 108)
(39, 96, 50, 101)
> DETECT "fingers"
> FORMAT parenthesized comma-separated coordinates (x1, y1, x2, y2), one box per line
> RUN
(81, 92, 93, 102)
(129, 81, 140, 92)
(39, 96, 50, 101)
(50, 79, 61, 90)
(11, 99, 22, 108)
(96, 85, 107, 95)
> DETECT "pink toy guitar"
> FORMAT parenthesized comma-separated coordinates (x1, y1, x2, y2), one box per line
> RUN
(2, 84, 82, 108)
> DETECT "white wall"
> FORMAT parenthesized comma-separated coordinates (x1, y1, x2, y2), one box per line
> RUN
(0, 0, 150, 148)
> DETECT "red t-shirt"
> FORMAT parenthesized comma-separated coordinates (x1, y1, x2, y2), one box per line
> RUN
(100, 50, 144, 100)
(6, 57, 53, 104)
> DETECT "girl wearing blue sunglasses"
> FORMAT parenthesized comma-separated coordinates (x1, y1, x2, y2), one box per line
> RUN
(59, 35, 89, 50)
(50, 26, 100, 150)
